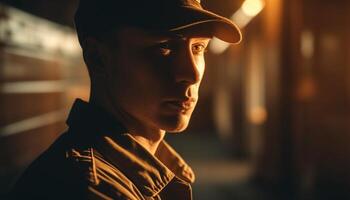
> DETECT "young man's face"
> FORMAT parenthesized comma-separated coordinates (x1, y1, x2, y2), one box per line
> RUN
(99, 27, 211, 133)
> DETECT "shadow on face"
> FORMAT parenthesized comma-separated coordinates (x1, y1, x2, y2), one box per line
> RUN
(87, 26, 212, 133)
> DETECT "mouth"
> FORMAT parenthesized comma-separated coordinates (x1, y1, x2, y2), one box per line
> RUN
(163, 98, 197, 113)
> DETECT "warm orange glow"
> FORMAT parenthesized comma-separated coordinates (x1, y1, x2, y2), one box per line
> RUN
(245, 39, 267, 125)
(209, 0, 265, 54)
(296, 77, 317, 101)
(242, 0, 265, 17)
(301, 30, 315, 59)
(248, 106, 267, 125)
(209, 37, 230, 54)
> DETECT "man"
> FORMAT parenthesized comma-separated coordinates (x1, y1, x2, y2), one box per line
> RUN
(11, 0, 241, 199)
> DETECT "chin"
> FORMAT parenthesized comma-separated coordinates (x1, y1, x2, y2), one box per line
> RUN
(166, 125, 188, 133)
(159, 114, 191, 133)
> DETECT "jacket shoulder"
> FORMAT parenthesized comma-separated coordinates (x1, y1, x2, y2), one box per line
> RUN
(11, 131, 144, 200)
(10, 132, 89, 199)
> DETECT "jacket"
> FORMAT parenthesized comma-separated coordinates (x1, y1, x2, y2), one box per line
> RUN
(11, 99, 195, 200)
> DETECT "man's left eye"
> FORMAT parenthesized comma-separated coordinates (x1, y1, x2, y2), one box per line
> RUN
(158, 43, 172, 56)
(192, 43, 207, 55)
(159, 47, 171, 56)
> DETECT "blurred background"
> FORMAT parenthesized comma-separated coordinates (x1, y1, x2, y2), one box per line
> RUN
(0, 0, 349, 199)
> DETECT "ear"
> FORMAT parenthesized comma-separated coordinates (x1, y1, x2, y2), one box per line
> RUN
(82, 37, 106, 76)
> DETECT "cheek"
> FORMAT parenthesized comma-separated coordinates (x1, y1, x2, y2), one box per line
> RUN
(194, 55, 206, 81)
(107, 56, 164, 103)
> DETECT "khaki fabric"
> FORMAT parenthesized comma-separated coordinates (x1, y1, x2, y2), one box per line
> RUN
(11, 99, 195, 200)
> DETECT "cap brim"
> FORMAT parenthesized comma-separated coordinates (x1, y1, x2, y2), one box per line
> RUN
(167, 6, 242, 44)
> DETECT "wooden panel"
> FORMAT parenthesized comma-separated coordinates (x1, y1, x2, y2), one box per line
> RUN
(0, 50, 63, 82)
(0, 93, 63, 126)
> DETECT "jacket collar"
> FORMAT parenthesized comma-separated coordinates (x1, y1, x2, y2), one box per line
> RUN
(66, 99, 195, 197)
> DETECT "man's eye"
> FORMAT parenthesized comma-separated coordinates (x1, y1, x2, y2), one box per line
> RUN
(159, 47, 171, 56)
(192, 43, 207, 55)
(158, 43, 172, 56)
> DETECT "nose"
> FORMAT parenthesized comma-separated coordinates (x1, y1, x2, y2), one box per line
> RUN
(174, 46, 202, 85)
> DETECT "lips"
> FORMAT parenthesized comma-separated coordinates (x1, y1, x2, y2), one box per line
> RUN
(163, 98, 197, 113)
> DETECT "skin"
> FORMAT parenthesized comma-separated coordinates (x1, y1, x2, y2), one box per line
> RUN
(83, 27, 211, 155)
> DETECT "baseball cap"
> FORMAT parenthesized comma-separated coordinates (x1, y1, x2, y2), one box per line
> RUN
(74, 0, 242, 44)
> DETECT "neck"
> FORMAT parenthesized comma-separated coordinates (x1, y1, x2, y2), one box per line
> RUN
(116, 114, 166, 155)
(130, 129, 166, 155)
(89, 91, 165, 155)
